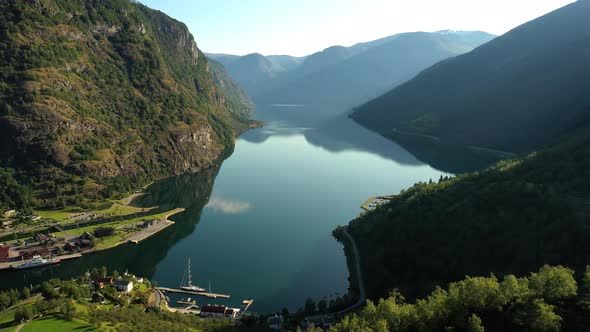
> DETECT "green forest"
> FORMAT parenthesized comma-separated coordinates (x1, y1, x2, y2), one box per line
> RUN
(335, 125, 590, 307)
(331, 265, 590, 331)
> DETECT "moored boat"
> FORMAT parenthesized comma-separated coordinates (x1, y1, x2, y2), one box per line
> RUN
(12, 255, 61, 270)
(180, 257, 205, 292)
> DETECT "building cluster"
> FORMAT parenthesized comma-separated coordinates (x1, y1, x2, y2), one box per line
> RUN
(0, 229, 98, 264)
(0, 233, 68, 263)
(91, 272, 146, 294)
(141, 219, 159, 228)
(1, 210, 42, 230)
(67, 213, 103, 222)
(90, 273, 148, 305)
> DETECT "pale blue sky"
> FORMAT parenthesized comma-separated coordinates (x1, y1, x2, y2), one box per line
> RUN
(139, 0, 573, 56)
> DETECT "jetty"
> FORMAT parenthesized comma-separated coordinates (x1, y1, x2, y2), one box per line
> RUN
(361, 195, 394, 211)
(242, 299, 254, 312)
(126, 208, 184, 244)
(156, 287, 230, 299)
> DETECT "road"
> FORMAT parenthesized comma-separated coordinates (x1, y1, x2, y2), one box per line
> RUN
(342, 227, 366, 310)
(305, 227, 366, 323)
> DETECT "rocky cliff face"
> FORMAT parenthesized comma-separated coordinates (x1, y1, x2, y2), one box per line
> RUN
(0, 0, 245, 205)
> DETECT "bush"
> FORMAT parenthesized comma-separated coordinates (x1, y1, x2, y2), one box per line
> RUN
(14, 306, 35, 323)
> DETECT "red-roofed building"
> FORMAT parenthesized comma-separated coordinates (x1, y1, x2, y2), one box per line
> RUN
(200, 304, 240, 319)
(94, 277, 114, 284)
(0, 245, 9, 262)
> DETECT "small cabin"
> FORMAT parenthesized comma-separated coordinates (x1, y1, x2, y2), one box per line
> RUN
(92, 292, 106, 304)
(93, 227, 115, 238)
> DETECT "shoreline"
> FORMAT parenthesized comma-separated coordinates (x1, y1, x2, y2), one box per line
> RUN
(0, 208, 186, 271)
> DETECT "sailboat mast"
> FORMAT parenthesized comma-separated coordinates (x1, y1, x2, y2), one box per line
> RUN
(187, 257, 192, 287)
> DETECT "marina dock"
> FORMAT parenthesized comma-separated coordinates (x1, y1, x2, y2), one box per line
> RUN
(361, 195, 395, 211)
(156, 287, 230, 299)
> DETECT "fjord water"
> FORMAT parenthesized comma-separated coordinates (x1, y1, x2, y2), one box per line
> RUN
(146, 105, 449, 312)
(1, 105, 449, 313)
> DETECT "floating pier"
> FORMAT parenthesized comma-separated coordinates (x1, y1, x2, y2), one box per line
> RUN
(242, 299, 254, 312)
(156, 287, 230, 299)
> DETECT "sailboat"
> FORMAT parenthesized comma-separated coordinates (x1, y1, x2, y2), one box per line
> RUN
(180, 257, 205, 292)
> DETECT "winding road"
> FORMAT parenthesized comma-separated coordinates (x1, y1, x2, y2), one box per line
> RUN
(305, 226, 366, 323)
(338, 227, 366, 312)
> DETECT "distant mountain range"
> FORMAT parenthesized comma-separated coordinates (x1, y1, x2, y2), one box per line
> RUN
(352, 0, 590, 154)
(207, 30, 495, 111)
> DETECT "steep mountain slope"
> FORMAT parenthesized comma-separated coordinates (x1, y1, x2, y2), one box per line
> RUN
(258, 31, 496, 109)
(335, 124, 590, 302)
(352, 0, 590, 154)
(208, 59, 255, 123)
(0, 0, 245, 208)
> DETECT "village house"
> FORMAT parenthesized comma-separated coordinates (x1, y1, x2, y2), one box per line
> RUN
(68, 213, 103, 222)
(63, 239, 93, 252)
(3, 210, 16, 218)
(79, 232, 93, 240)
(267, 314, 285, 330)
(95, 277, 114, 284)
(200, 305, 240, 319)
(0, 245, 10, 262)
(29, 215, 42, 221)
(142, 219, 158, 228)
(93, 227, 115, 238)
(200, 305, 226, 318)
(0, 220, 12, 228)
(92, 292, 106, 304)
(34, 234, 51, 244)
(18, 246, 49, 259)
(114, 280, 133, 293)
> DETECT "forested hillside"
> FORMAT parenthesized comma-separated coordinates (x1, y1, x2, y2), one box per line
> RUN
(0, 0, 248, 210)
(335, 125, 590, 305)
(352, 0, 590, 153)
(331, 265, 590, 331)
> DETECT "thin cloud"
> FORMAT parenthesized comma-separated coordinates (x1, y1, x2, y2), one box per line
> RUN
(205, 197, 252, 214)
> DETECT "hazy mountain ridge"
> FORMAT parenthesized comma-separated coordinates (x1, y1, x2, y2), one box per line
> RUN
(352, 0, 590, 153)
(209, 31, 495, 113)
(257, 31, 496, 109)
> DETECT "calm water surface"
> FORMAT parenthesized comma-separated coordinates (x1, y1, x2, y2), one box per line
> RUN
(1, 105, 450, 313)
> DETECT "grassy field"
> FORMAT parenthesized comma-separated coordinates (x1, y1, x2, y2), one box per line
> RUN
(35, 202, 149, 223)
(21, 314, 95, 332)
(0, 309, 16, 332)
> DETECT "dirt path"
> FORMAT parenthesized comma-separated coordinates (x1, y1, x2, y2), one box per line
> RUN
(121, 192, 147, 206)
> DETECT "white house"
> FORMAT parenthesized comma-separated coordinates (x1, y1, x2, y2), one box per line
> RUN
(114, 280, 133, 293)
